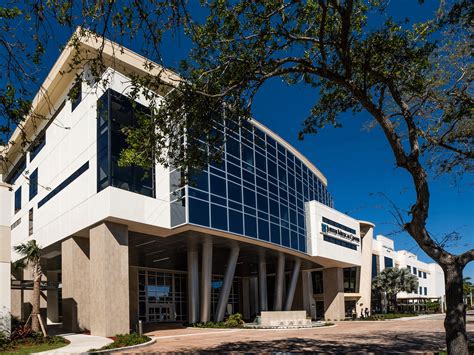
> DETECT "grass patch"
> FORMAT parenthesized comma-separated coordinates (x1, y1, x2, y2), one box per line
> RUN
(0, 335, 69, 354)
(89, 333, 150, 352)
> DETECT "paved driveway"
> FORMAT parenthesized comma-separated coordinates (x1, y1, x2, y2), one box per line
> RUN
(114, 313, 474, 354)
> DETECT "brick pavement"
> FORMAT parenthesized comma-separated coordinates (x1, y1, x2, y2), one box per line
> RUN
(113, 313, 474, 354)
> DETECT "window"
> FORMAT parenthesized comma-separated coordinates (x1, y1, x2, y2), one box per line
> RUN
(323, 235, 357, 250)
(29, 169, 38, 200)
(14, 187, 21, 214)
(96, 90, 155, 197)
(11, 218, 21, 230)
(70, 80, 82, 111)
(38, 162, 89, 208)
(407, 265, 411, 273)
(28, 208, 33, 236)
(419, 286, 422, 295)
(29, 133, 46, 161)
(424, 287, 427, 296)
(189, 198, 209, 226)
(418, 270, 422, 277)
(384, 257, 393, 268)
(413, 267, 417, 275)
(372, 254, 379, 279)
(312, 271, 324, 294)
(5, 156, 26, 185)
(344, 267, 358, 293)
(423, 272, 427, 279)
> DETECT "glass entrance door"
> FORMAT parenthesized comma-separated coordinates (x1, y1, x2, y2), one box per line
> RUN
(138, 269, 187, 322)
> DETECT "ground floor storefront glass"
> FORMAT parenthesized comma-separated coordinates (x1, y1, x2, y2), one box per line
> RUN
(138, 269, 187, 322)
(138, 268, 241, 323)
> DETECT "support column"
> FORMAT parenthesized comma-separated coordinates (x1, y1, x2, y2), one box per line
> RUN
(284, 259, 301, 311)
(357, 222, 374, 316)
(323, 267, 345, 321)
(62, 236, 90, 332)
(250, 276, 259, 317)
(200, 239, 212, 323)
(215, 245, 239, 322)
(0, 182, 11, 335)
(258, 253, 268, 312)
(242, 278, 250, 320)
(302, 271, 316, 319)
(46, 271, 60, 323)
(273, 253, 285, 311)
(89, 222, 129, 337)
(187, 243, 199, 324)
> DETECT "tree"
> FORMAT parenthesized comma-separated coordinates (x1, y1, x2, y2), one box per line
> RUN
(0, 0, 472, 353)
(13, 240, 42, 333)
(372, 267, 418, 313)
(462, 277, 472, 296)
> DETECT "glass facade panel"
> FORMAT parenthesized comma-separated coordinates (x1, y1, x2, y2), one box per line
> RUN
(29, 169, 38, 200)
(96, 89, 155, 197)
(169, 118, 333, 253)
(14, 187, 21, 214)
(384, 256, 393, 268)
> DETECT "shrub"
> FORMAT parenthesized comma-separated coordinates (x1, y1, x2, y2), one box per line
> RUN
(224, 313, 244, 328)
(91, 333, 150, 351)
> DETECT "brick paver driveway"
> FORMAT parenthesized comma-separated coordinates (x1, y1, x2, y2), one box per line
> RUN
(114, 313, 474, 354)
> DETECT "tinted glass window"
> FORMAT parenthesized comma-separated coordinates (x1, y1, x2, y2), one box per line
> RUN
(14, 187, 21, 213)
(29, 169, 38, 200)
(189, 198, 209, 226)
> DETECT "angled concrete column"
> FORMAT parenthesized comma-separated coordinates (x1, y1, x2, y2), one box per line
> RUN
(273, 253, 285, 311)
(62, 236, 90, 332)
(187, 243, 200, 324)
(215, 245, 239, 322)
(323, 267, 345, 321)
(200, 239, 212, 323)
(284, 259, 301, 311)
(258, 254, 268, 311)
(89, 222, 129, 337)
(0, 182, 11, 334)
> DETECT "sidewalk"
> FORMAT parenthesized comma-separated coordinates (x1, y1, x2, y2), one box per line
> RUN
(34, 333, 113, 354)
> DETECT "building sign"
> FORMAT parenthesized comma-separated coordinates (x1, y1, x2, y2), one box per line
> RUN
(321, 218, 360, 245)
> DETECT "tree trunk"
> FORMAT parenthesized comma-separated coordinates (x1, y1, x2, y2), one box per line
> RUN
(31, 273, 41, 333)
(443, 262, 468, 355)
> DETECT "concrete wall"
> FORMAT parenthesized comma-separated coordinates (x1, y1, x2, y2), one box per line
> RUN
(356, 222, 374, 315)
(322, 268, 345, 321)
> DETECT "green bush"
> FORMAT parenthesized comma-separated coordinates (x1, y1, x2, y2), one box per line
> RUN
(91, 333, 150, 351)
(193, 313, 244, 328)
(224, 313, 244, 328)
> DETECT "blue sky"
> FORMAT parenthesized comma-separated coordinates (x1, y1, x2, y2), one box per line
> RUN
(3, 1, 473, 278)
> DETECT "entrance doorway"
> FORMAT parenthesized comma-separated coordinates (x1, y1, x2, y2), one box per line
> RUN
(138, 269, 187, 322)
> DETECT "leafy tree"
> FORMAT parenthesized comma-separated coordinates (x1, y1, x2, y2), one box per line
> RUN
(462, 277, 472, 296)
(13, 240, 42, 333)
(372, 267, 418, 313)
(0, 0, 472, 353)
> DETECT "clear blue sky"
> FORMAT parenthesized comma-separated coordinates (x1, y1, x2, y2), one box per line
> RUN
(4, 1, 473, 278)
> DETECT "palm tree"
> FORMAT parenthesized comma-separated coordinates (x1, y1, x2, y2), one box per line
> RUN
(372, 267, 419, 313)
(13, 240, 43, 333)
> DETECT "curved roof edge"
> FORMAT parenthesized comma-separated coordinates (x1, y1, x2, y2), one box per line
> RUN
(358, 220, 375, 228)
(251, 120, 327, 186)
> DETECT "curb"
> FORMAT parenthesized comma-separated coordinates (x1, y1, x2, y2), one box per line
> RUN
(89, 337, 156, 354)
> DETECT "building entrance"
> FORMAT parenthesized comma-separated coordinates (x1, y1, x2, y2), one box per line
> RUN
(138, 269, 187, 322)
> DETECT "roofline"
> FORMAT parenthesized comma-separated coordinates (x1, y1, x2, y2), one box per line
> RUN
(2, 28, 329, 186)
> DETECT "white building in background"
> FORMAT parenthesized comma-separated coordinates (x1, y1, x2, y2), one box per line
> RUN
(371, 235, 445, 312)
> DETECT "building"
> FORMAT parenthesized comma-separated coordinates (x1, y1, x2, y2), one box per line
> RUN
(0, 30, 443, 337)
(371, 235, 445, 312)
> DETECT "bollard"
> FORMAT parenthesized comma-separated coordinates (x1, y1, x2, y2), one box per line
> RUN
(138, 320, 143, 335)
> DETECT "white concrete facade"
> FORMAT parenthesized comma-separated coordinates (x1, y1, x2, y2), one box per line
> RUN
(372, 235, 445, 300)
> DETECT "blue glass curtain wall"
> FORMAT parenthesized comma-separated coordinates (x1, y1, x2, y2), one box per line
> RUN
(97, 89, 155, 197)
(172, 118, 334, 254)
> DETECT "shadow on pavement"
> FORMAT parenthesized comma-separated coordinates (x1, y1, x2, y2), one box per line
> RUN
(195, 332, 452, 354)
